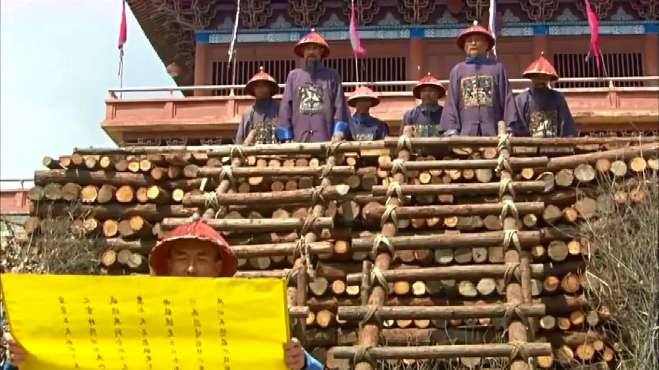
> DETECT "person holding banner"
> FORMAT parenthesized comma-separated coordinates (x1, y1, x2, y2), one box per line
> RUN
(276, 29, 350, 143)
(401, 73, 446, 137)
(516, 53, 577, 137)
(346, 86, 389, 141)
(439, 21, 526, 137)
(2, 217, 323, 370)
(235, 67, 281, 144)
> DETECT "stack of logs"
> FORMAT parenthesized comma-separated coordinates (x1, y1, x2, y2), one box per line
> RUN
(25, 128, 659, 369)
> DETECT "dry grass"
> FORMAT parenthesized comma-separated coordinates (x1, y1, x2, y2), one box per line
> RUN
(578, 173, 658, 370)
(2, 202, 100, 274)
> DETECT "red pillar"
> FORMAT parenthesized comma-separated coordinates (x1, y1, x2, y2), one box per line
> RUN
(644, 33, 658, 86)
(194, 41, 210, 96)
(408, 37, 424, 82)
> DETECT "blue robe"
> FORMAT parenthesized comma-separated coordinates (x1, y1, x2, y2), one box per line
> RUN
(235, 98, 280, 144)
(277, 64, 349, 142)
(348, 112, 389, 141)
(439, 56, 526, 136)
(515, 87, 577, 137)
(400, 104, 444, 137)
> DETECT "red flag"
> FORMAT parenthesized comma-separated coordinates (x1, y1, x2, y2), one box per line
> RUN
(118, 0, 127, 49)
(584, 0, 601, 69)
(349, 1, 366, 57)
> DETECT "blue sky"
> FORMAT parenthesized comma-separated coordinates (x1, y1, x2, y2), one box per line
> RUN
(1, 0, 175, 185)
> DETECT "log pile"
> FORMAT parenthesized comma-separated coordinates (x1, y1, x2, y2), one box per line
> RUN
(23, 131, 659, 369)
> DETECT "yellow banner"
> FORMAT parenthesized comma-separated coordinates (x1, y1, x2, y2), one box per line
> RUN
(1, 274, 290, 370)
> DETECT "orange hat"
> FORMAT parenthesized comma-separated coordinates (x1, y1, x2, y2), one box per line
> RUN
(522, 52, 559, 81)
(245, 66, 279, 96)
(413, 73, 446, 99)
(294, 28, 330, 58)
(347, 86, 380, 107)
(457, 20, 496, 51)
(148, 216, 237, 277)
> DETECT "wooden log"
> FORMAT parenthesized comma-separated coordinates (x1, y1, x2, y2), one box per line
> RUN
(569, 310, 585, 326)
(475, 168, 493, 183)
(98, 156, 113, 170)
(79, 185, 98, 203)
(316, 310, 334, 329)
(630, 187, 648, 203)
(453, 248, 473, 264)
(42, 156, 63, 169)
(557, 317, 571, 331)
(340, 303, 546, 322)
(167, 166, 182, 179)
(60, 183, 82, 202)
(393, 281, 411, 296)
(102, 220, 119, 237)
(248, 257, 271, 270)
(162, 217, 332, 234)
(546, 142, 659, 170)
(555, 169, 574, 187)
(539, 315, 556, 330)
(547, 240, 569, 262)
(482, 215, 502, 231)
(476, 278, 496, 296)
(536, 353, 554, 369)
(362, 202, 544, 221)
(372, 181, 545, 196)
(331, 280, 346, 295)
(555, 345, 574, 365)
(542, 204, 562, 224)
(101, 249, 117, 267)
(575, 343, 595, 362)
(522, 214, 537, 229)
(331, 343, 551, 360)
(309, 277, 329, 297)
(186, 164, 354, 178)
(134, 187, 148, 203)
(434, 249, 453, 265)
(96, 184, 116, 204)
(350, 227, 576, 252)
(560, 272, 581, 294)
(520, 168, 535, 180)
(574, 163, 596, 183)
(647, 157, 659, 171)
(543, 276, 560, 293)
(595, 158, 611, 173)
(27, 186, 45, 202)
(127, 159, 141, 173)
(83, 156, 99, 170)
(575, 197, 597, 219)
(146, 186, 171, 204)
(70, 153, 85, 168)
(43, 183, 63, 201)
(184, 185, 350, 206)
(381, 157, 549, 171)
(629, 157, 647, 173)
(114, 185, 134, 203)
(530, 244, 545, 260)
(458, 281, 478, 297)
(609, 160, 627, 177)
(411, 281, 426, 296)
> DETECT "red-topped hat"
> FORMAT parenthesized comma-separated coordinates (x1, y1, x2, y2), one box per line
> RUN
(294, 28, 330, 58)
(457, 20, 495, 51)
(347, 85, 380, 107)
(523, 52, 559, 81)
(245, 66, 279, 96)
(413, 73, 446, 99)
(148, 215, 237, 277)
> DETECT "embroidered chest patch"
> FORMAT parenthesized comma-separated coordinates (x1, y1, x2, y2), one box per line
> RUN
(351, 125, 379, 141)
(252, 118, 277, 144)
(411, 123, 441, 138)
(529, 110, 559, 137)
(460, 75, 494, 108)
(297, 83, 325, 115)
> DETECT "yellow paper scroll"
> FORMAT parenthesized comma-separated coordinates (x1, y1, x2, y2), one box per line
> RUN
(0, 274, 290, 370)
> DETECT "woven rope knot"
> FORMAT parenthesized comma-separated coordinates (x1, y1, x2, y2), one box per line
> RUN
(325, 139, 343, 158)
(503, 262, 521, 284)
(497, 132, 512, 152)
(508, 340, 530, 360)
(310, 184, 328, 205)
(229, 145, 245, 160)
(500, 199, 519, 222)
(503, 229, 522, 252)
(386, 181, 403, 200)
(372, 233, 395, 256)
(203, 191, 219, 210)
(391, 159, 408, 177)
(381, 203, 398, 228)
(353, 345, 375, 366)
(320, 163, 334, 179)
(370, 266, 390, 295)
(300, 215, 318, 236)
(495, 152, 513, 175)
(359, 304, 382, 327)
(498, 177, 515, 198)
(295, 237, 315, 279)
(397, 134, 412, 152)
(219, 165, 235, 182)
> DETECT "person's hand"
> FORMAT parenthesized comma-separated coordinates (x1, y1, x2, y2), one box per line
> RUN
(284, 337, 305, 370)
(3, 332, 26, 366)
